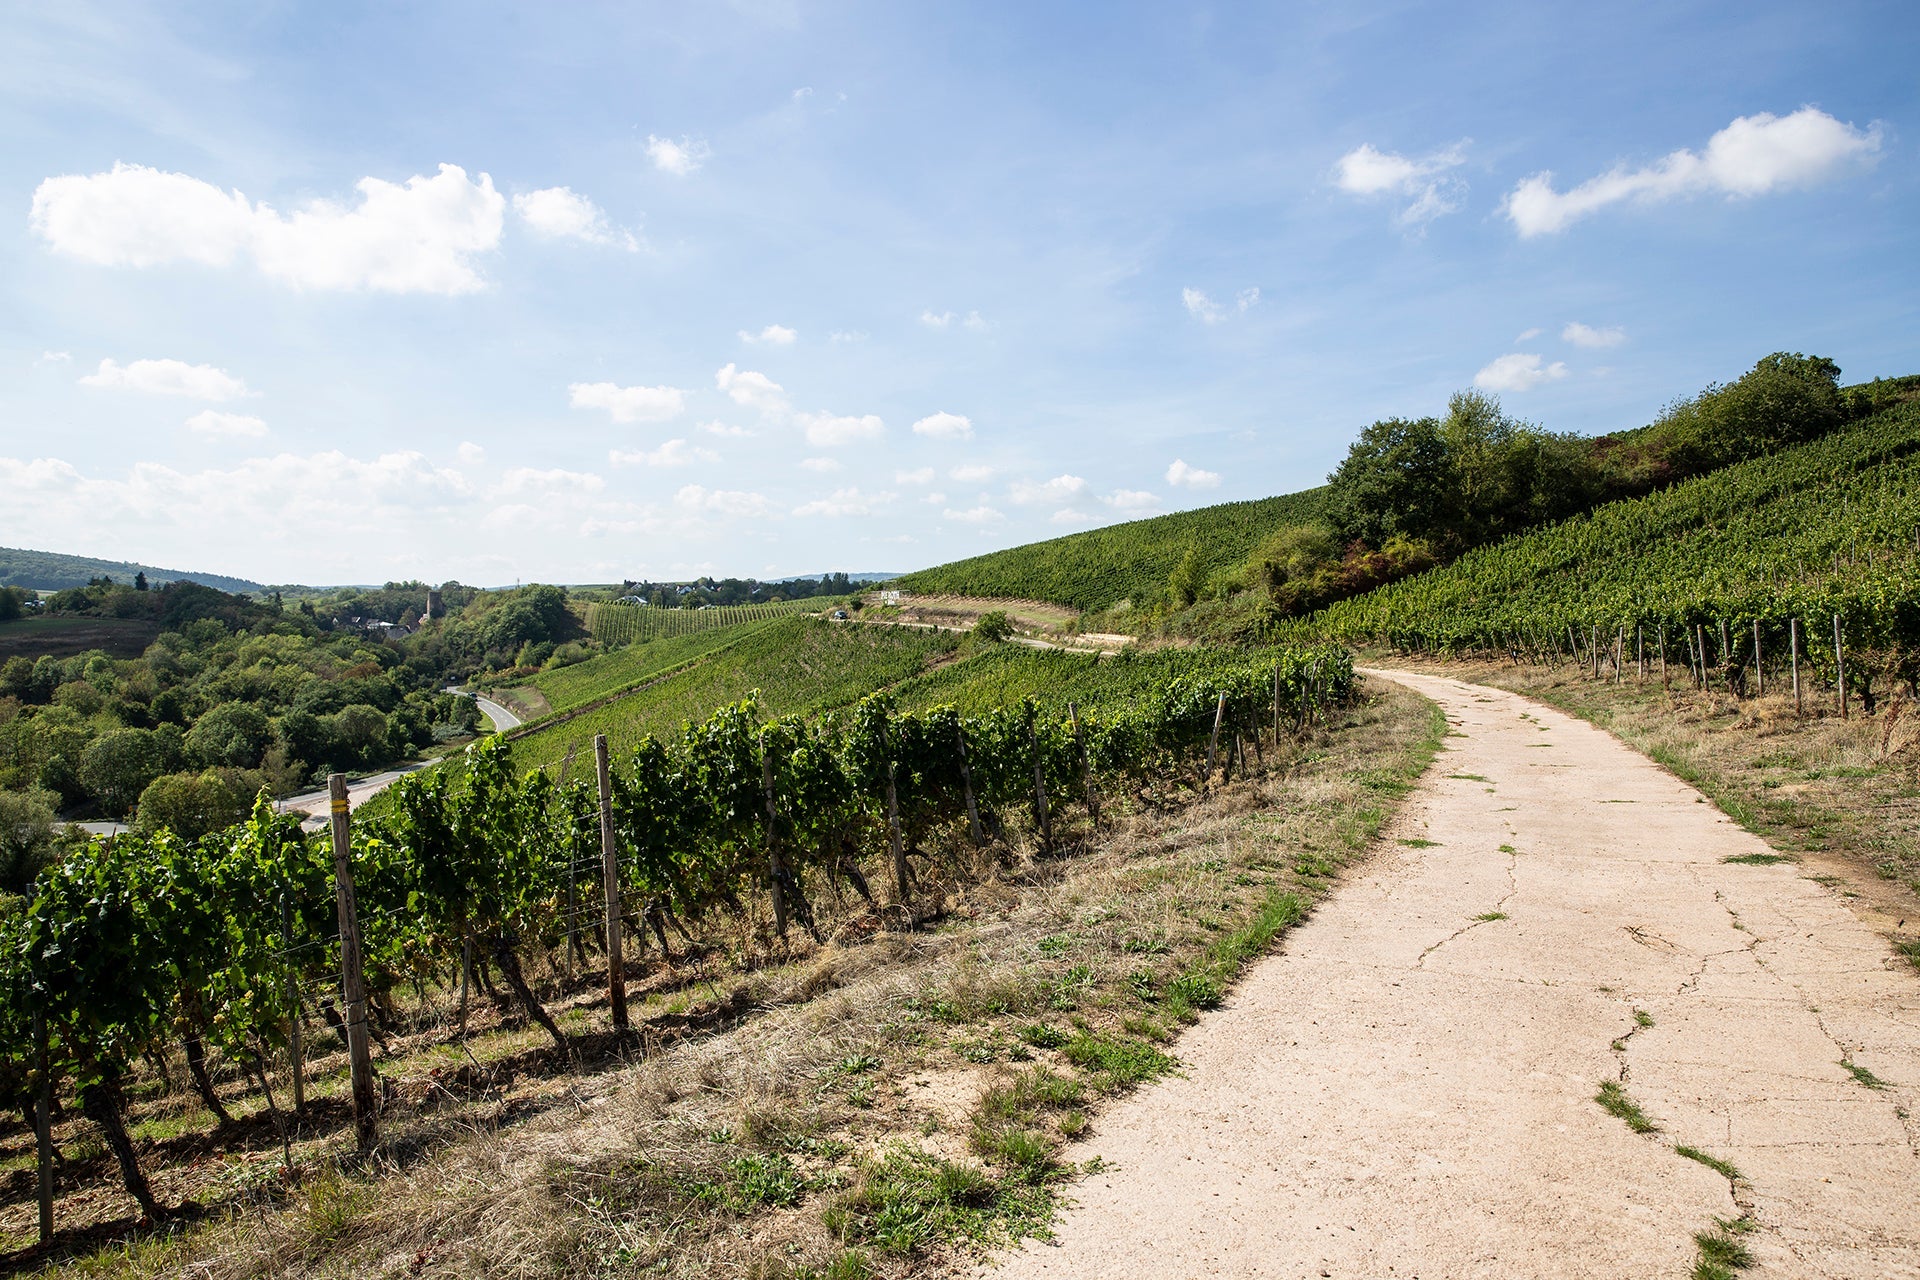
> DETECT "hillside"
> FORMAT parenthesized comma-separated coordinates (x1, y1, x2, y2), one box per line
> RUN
(1306, 396, 1920, 670)
(0, 545, 266, 594)
(893, 488, 1330, 613)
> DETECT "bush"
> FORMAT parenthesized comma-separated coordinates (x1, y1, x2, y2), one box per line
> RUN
(135, 770, 250, 840)
(973, 611, 1013, 643)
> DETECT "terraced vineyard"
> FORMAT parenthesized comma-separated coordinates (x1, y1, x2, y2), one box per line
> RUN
(894, 488, 1330, 612)
(583, 597, 830, 646)
(509, 617, 959, 773)
(522, 623, 776, 714)
(1307, 396, 1920, 689)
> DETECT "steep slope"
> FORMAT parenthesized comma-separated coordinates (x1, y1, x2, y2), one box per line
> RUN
(0, 545, 266, 593)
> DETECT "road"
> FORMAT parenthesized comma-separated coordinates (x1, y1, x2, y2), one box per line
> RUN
(992, 669, 1919, 1278)
(470, 692, 522, 732)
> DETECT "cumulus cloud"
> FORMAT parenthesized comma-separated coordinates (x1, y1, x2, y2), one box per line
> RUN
(1010, 474, 1087, 505)
(675, 483, 774, 517)
(949, 464, 995, 483)
(568, 380, 686, 423)
(498, 466, 605, 495)
(1165, 459, 1221, 489)
(1474, 353, 1569, 391)
(895, 467, 935, 485)
(1562, 321, 1626, 348)
(794, 486, 893, 517)
(458, 441, 487, 465)
(738, 324, 797, 345)
(1333, 141, 1469, 228)
(698, 420, 753, 438)
(921, 309, 987, 330)
(646, 135, 711, 176)
(183, 410, 267, 439)
(912, 411, 973, 441)
(800, 456, 842, 472)
(715, 363, 789, 416)
(513, 186, 636, 249)
(1182, 287, 1261, 324)
(944, 505, 1003, 524)
(608, 438, 717, 467)
(81, 357, 250, 400)
(1515, 327, 1543, 342)
(1104, 489, 1159, 512)
(31, 161, 505, 293)
(797, 409, 884, 447)
(1504, 107, 1882, 237)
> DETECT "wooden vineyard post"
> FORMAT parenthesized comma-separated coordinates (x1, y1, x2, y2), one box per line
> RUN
(1753, 619, 1764, 698)
(880, 715, 909, 908)
(1028, 711, 1052, 851)
(281, 896, 305, 1115)
(1834, 613, 1848, 720)
(35, 1007, 51, 1245)
(1070, 702, 1098, 829)
(1637, 625, 1644, 680)
(762, 747, 788, 939)
(1659, 623, 1669, 691)
(1719, 619, 1733, 691)
(1206, 692, 1227, 778)
(1272, 664, 1281, 743)
(1791, 617, 1803, 715)
(953, 722, 984, 846)
(1590, 626, 1600, 679)
(1696, 625, 1708, 689)
(559, 743, 580, 975)
(595, 736, 628, 1033)
(327, 774, 377, 1153)
(1614, 628, 1624, 684)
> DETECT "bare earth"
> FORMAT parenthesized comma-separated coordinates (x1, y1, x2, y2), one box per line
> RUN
(988, 669, 1920, 1279)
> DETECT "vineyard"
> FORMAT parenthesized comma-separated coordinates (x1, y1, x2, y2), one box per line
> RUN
(1306, 395, 1920, 698)
(893, 489, 1330, 613)
(0, 639, 1351, 1244)
(521, 621, 778, 715)
(583, 598, 831, 647)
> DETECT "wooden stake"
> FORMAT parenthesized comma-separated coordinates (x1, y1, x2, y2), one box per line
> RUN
(1636, 625, 1644, 680)
(35, 1008, 51, 1245)
(1753, 619, 1764, 698)
(762, 747, 788, 939)
(327, 773, 377, 1153)
(880, 715, 909, 907)
(1206, 692, 1227, 778)
(1791, 617, 1802, 715)
(594, 736, 628, 1033)
(1659, 623, 1669, 691)
(1271, 664, 1281, 743)
(1070, 702, 1098, 828)
(1028, 712, 1052, 850)
(1834, 613, 1848, 720)
(281, 896, 304, 1115)
(954, 721, 984, 845)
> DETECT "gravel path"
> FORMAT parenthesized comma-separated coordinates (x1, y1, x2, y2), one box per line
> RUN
(989, 669, 1920, 1279)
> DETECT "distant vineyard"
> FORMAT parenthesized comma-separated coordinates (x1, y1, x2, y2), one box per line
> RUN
(894, 489, 1331, 613)
(528, 625, 772, 714)
(584, 598, 830, 646)
(1306, 397, 1920, 691)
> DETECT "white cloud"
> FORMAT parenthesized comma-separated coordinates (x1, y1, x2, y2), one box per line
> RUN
(829, 330, 867, 344)
(944, 505, 1003, 524)
(1104, 489, 1159, 512)
(646, 135, 711, 176)
(1474, 353, 1569, 391)
(698, 419, 753, 438)
(1051, 509, 1093, 525)
(183, 410, 267, 439)
(921, 310, 954, 328)
(921, 309, 986, 330)
(498, 466, 605, 495)
(675, 483, 774, 517)
(458, 441, 487, 465)
(1010, 474, 1087, 505)
(923, 491, 947, 505)
(715, 363, 789, 415)
(1504, 107, 1882, 237)
(608, 438, 717, 467)
(739, 324, 797, 345)
(1183, 287, 1260, 323)
(797, 409, 884, 447)
(568, 380, 686, 423)
(31, 161, 506, 293)
(513, 186, 636, 249)
(949, 464, 995, 483)
(800, 456, 842, 472)
(895, 467, 935, 485)
(1333, 141, 1469, 228)
(912, 411, 973, 441)
(1515, 327, 1543, 342)
(36, 351, 70, 365)
(794, 486, 892, 517)
(792, 87, 814, 102)
(1562, 321, 1626, 348)
(1165, 459, 1221, 489)
(81, 357, 250, 400)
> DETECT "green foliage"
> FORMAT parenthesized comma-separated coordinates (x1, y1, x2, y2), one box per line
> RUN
(1648, 352, 1843, 474)
(895, 490, 1331, 612)
(0, 785, 61, 894)
(134, 770, 250, 839)
(824, 1147, 1052, 1256)
(971, 610, 1013, 643)
(0, 545, 264, 594)
(583, 598, 827, 647)
(525, 622, 774, 714)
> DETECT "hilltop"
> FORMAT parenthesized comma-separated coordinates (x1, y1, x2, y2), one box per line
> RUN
(0, 545, 267, 594)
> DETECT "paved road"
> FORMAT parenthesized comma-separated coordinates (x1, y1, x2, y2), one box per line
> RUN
(992, 669, 1919, 1279)
(470, 692, 522, 732)
(277, 690, 523, 828)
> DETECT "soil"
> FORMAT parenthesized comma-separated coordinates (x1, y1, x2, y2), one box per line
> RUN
(986, 669, 1920, 1278)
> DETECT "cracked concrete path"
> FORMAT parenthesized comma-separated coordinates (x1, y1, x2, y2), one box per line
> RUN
(988, 669, 1920, 1279)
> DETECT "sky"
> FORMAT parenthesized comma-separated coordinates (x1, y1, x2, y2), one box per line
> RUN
(2, 1, 1915, 588)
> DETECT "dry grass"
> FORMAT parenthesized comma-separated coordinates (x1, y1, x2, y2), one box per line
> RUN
(33, 678, 1441, 1280)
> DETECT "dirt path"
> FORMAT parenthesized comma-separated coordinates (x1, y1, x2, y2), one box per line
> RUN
(988, 669, 1920, 1278)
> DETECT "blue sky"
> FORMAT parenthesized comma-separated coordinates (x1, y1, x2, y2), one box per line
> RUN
(3, 1, 1914, 587)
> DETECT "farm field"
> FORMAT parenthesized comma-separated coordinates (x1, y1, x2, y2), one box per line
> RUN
(514, 621, 779, 715)
(0, 615, 159, 660)
(582, 597, 830, 647)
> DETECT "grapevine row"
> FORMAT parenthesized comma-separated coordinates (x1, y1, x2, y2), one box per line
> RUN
(583, 598, 826, 647)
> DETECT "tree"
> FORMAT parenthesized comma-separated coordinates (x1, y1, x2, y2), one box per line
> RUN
(133, 571, 148, 592)
(973, 611, 1014, 642)
(135, 770, 249, 840)
(1325, 416, 1456, 548)
(79, 727, 174, 816)
(185, 702, 272, 769)
(0, 786, 61, 895)
(1168, 547, 1206, 609)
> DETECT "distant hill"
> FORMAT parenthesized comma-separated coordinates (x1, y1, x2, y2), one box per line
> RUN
(893, 488, 1331, 613)
(0, 546, 266, 594)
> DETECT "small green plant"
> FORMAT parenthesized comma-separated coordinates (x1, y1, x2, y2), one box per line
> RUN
(1722, 852, 1795, 865)
(1634, 1009, 1655, 1028)
(1063, 1033, 1175, 1091)
(1498, 843, 1517, 853)
(1692, 1215, 1755, 1279)
(1472, 911, 1508, 922)
(1840, 1058, 1888, 1089)
(1673, 1144, 1741, 1180)
(1448, 773, 1490, 783)
(1595, 1080, 1658, 1133)
(1017, 1023, 1070, 1050)
(823, 1147, 1051, 1257)
(1398, 837, 1439, 848)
